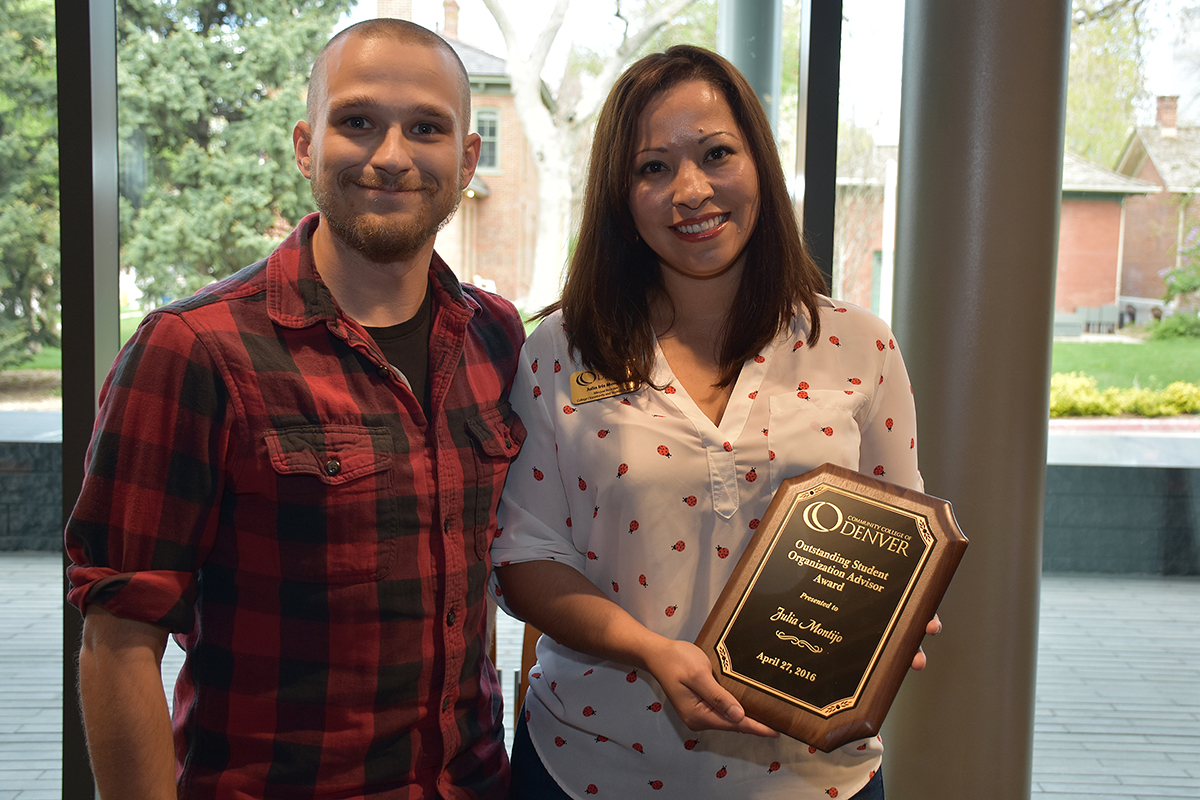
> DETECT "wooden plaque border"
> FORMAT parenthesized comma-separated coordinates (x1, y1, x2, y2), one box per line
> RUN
(694, 463, 968, 752)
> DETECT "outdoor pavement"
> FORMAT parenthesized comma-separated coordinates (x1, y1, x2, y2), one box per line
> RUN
(1, 552, 1197, 799)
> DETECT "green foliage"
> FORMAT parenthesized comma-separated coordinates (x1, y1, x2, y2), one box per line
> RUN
(0, 0, 59, 368)
(1065, 0, 1148, 167)
(1050, 372, 1200, 417)
(117, 0, 353, 303)
(1147, 313, 1200, 340)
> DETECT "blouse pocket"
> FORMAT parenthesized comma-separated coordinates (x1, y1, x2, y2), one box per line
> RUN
(767, 390, 866, 494)
(262, 424, 398, 584)
(465, 401, 527, 559)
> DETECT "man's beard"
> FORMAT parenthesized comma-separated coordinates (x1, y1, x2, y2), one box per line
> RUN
(311, 167, 462, 263)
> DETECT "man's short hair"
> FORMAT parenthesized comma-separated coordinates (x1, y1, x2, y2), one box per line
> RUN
(307, 19, 472, 132)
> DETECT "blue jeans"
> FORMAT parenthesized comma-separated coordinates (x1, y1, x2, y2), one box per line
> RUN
(510, 708, 885, 799)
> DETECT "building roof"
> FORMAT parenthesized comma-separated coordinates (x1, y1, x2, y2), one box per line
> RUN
(446, 39, 507, 78)
(1115, 126, 1200, 192)
(1062, 152, 1159, 195)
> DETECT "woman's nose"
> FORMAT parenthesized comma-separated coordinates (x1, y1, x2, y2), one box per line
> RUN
(672, 160, 713, 209)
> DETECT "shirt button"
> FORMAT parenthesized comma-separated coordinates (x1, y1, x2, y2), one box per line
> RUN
(324, 458, 341, 476)
(504, 437, 512, 449)
(378, 365, 391, 379)
(441, 697, 450, 712)
(446, 610, 456, 626)
(444, 519, 451, 533)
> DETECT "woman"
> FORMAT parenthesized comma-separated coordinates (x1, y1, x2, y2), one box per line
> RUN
(492, 45, 933, 800)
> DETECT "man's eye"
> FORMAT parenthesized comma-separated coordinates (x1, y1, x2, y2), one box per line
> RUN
(414, 123, 438, 135)
(346, 117, 369, 129)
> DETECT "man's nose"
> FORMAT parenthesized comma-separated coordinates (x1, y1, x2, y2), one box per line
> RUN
(372, 126, 415, 174)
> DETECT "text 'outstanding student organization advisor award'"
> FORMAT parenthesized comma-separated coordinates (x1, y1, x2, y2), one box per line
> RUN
(695, 463, 968, 752)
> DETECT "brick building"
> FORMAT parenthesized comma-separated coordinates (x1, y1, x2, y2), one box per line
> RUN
(1115, 96, 1200, 314)
(834, 147, 1159, 322)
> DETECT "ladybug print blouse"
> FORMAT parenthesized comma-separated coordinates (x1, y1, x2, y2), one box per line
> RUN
(491, 298, 921, 800)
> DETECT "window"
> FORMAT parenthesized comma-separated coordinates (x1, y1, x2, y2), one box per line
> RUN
(475, 108, 500, 171)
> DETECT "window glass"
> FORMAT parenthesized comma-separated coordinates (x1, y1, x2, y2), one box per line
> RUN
(476, 108, 500, 170)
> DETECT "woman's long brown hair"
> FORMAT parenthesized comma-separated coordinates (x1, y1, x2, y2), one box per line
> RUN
(542, 45, 826, 388)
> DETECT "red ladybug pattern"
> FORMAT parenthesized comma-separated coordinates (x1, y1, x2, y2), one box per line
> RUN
(492, 305, 918, 799)
(664, 386, 677, 394)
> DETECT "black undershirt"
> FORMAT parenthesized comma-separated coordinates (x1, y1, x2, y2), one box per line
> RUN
(364, 283, 433, 416)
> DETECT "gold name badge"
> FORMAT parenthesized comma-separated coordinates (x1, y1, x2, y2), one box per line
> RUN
(569, 370, 640, 405)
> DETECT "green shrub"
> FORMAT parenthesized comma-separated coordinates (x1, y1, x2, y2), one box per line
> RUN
(1050, 372, 1200, 417)
(1147, 313, 1200, 340)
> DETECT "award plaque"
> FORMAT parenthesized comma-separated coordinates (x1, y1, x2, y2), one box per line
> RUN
(694, 463, 967, 752)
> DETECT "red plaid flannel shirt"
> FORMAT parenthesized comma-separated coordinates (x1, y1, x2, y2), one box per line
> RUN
(65, 214, 526, 799)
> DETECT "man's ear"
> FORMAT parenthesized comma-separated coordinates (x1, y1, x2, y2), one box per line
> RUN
(293, 121, 314, 179)
(459, 132, 482, 189)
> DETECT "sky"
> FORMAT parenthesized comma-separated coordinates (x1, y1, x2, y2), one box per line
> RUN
(339, 0, 1191, 139)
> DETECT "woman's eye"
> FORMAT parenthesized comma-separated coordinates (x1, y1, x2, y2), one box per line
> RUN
(706, 146, 732, 161)
(639, 161, 667, 175)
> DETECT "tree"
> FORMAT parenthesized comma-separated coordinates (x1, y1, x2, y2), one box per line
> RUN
(1066, 0, 1150, 166)
(480, 0, 702, 309)
(117, 0, 352, 304)
(0, 0, 59, 367)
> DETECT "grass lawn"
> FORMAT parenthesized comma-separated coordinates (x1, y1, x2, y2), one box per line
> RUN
(1051, 338, 1200, 390)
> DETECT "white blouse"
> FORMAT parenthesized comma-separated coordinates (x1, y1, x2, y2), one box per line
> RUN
(492, 297, 922, 800)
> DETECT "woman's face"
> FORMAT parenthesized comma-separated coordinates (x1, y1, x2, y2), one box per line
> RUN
(628, 80, 760, 284)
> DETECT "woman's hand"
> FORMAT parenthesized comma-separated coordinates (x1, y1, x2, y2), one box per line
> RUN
(910, 614, 943, 671)
(642, 639, 778, 737)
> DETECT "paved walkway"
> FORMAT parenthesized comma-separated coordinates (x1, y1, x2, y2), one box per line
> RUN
(2, 553, 1197, 799)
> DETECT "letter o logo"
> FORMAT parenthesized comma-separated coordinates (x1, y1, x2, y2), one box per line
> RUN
(802, 501, 843, 533)
(574, 371, 597, 387)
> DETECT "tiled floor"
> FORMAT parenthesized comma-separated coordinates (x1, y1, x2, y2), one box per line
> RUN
(2, 552, 1197, 799)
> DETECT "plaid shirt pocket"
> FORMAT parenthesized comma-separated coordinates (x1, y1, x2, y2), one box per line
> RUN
(264, 424, 398, 583)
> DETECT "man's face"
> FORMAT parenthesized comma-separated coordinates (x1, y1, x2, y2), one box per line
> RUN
(294, 36, 480, 263)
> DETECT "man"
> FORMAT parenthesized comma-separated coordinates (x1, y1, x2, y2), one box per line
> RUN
(65, 19, 524, 799)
